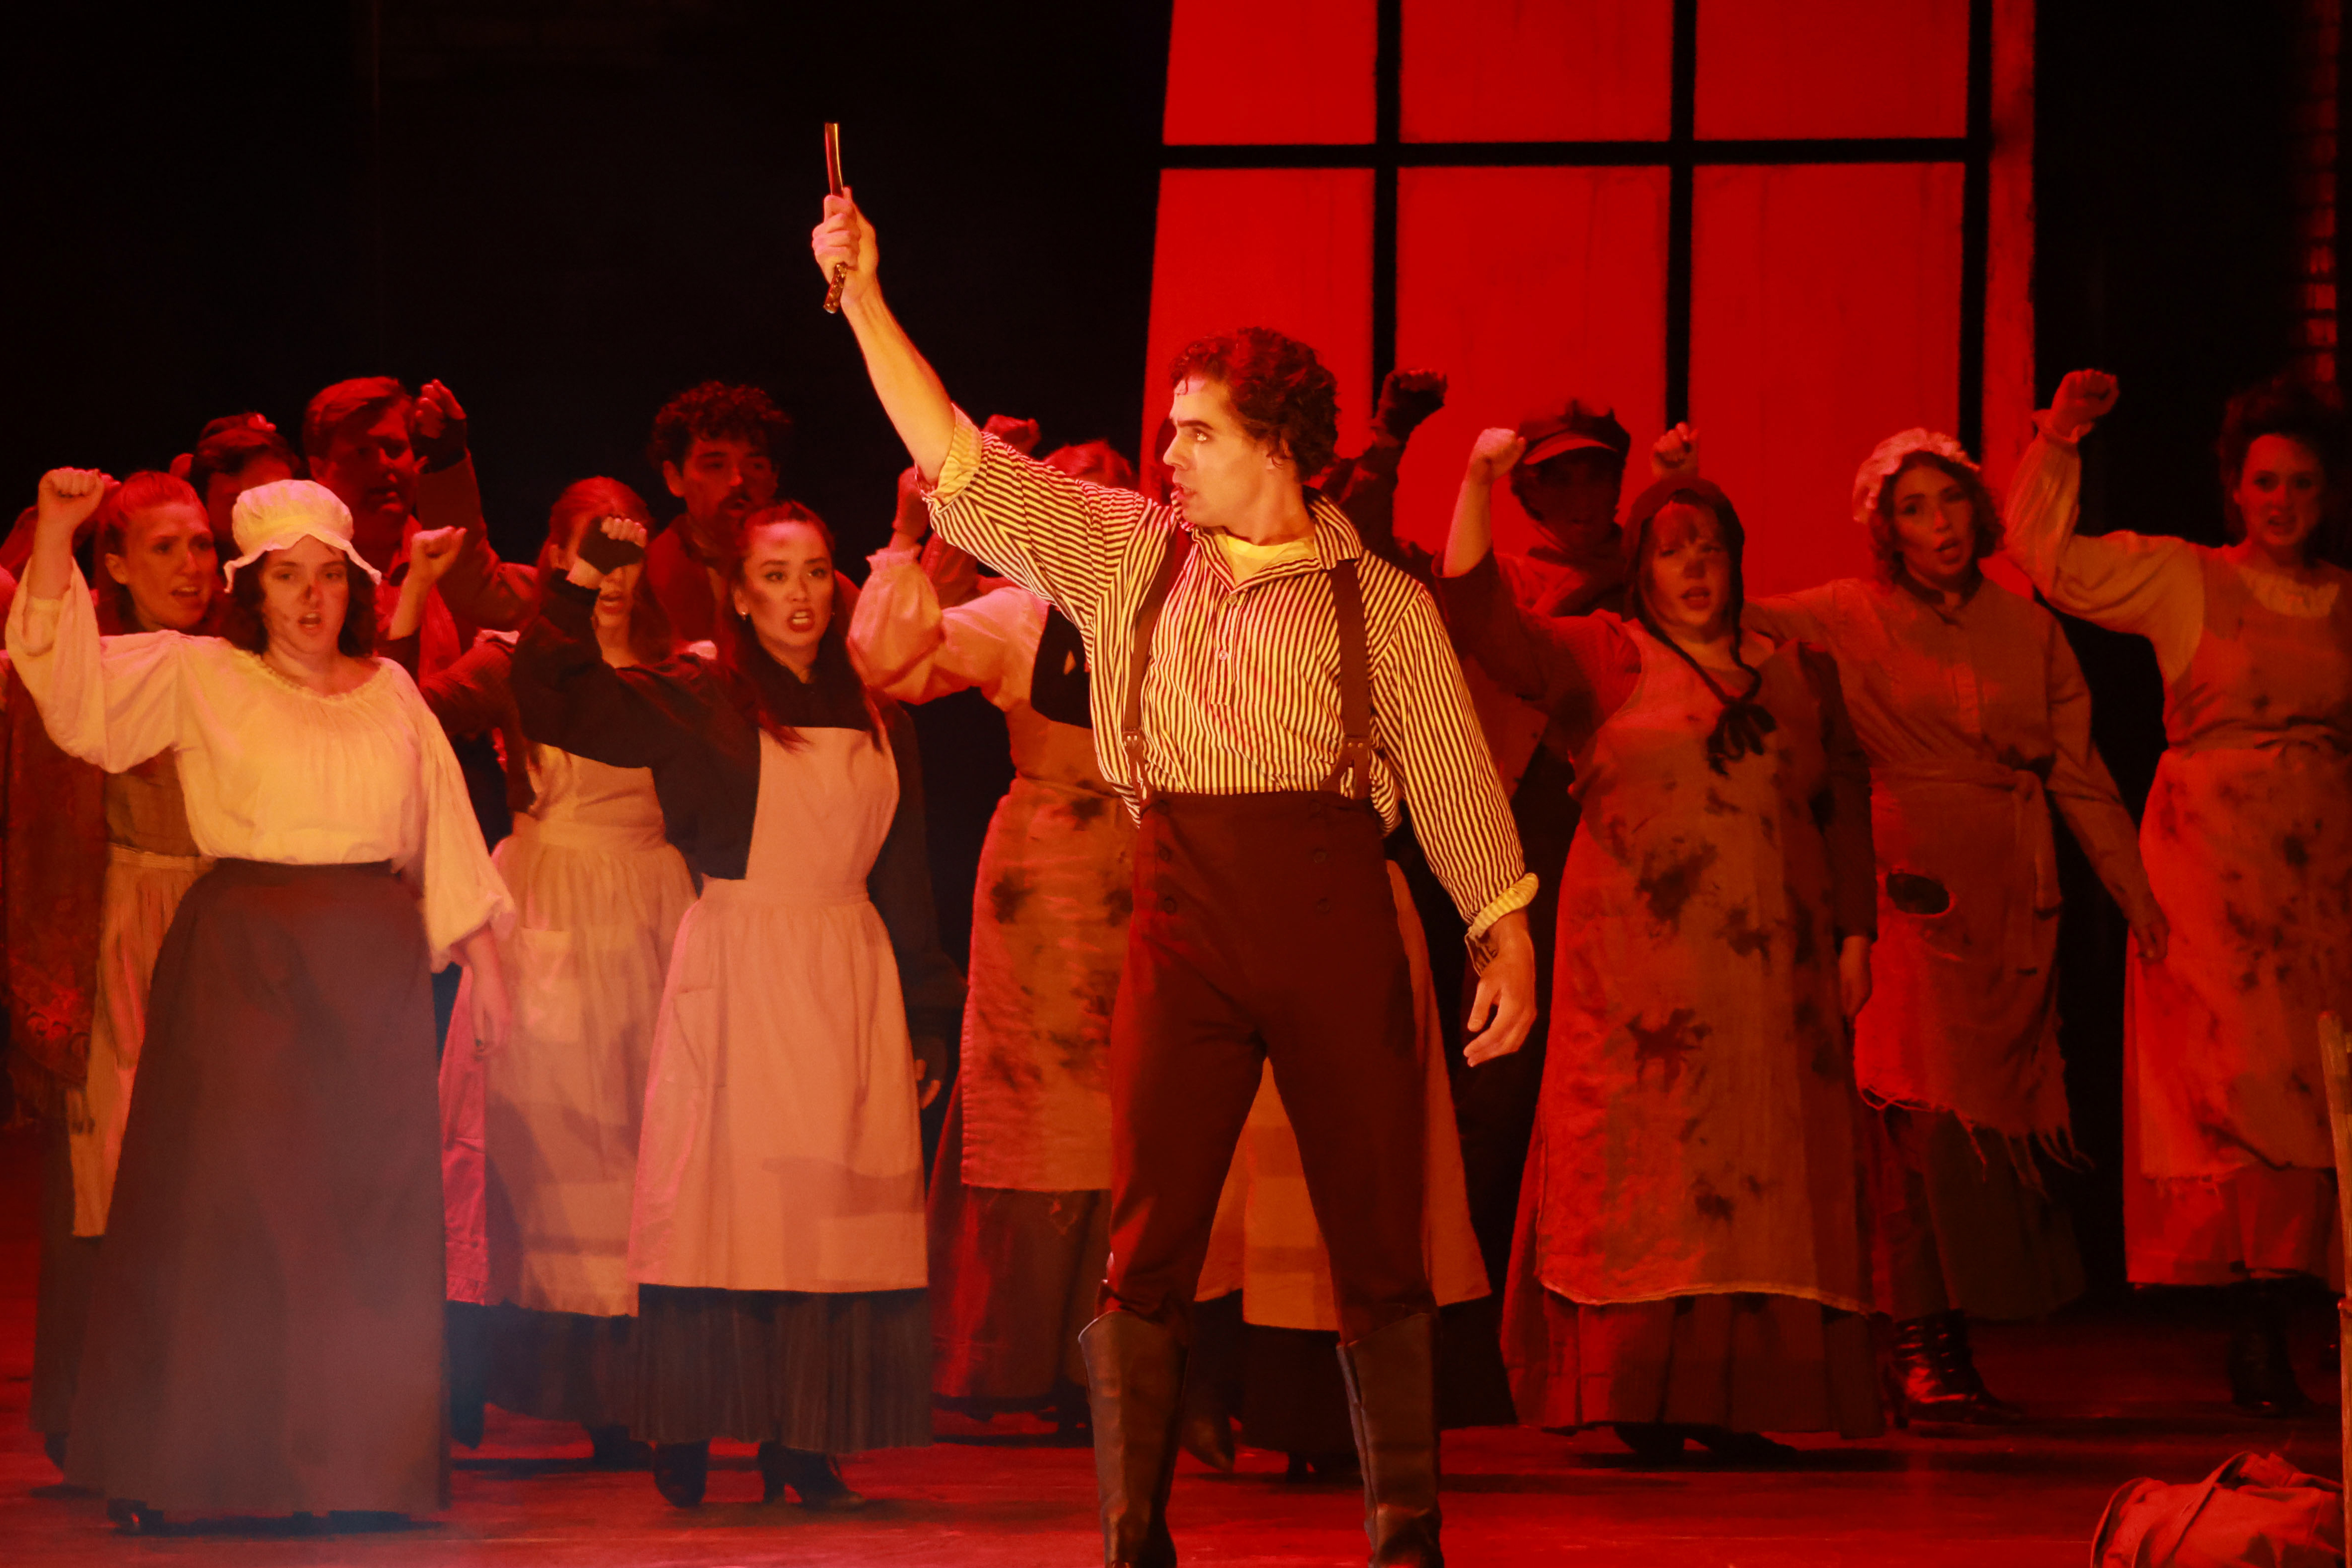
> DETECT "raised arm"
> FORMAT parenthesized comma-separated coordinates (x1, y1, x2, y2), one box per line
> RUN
(4, 470, 184, 771)
(813, 193, 954, 480)
(410, 381, 535, 633)
(510, 518, 699, 772)
(2038, 610, 2167, 959)
(1336, 368, 1448, 577)
(2004, 371, 2205, 677)
(848, 541, 1040, 709)
(812, 197, 1143, 629)
(1436, 427, 1639, 732)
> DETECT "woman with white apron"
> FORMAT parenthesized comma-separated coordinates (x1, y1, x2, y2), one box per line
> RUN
(512, 501, 962, 1508)
(427, 478, 698, 1464)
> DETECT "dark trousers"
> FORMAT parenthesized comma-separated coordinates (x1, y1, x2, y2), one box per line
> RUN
(1102, 793, 1433, 1346)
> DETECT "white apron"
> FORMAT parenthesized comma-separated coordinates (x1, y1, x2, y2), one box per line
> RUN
(627, 727, 929, 1294)
(440, 747, 697, 1315)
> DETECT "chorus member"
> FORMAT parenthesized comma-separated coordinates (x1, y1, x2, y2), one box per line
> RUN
(642, 382, 789, 644)
(852, 455, 1133, 1439)
(1441, 435, 1881, 1463)
(815, 194, 1536, 1568)
(513, 504, 961, 1509)
(9, 472, 511, 1526)
(1682, 428, 2163, 1423)
(177, 412, 299, 539)
(2006, 370, 2352, 1414)
(422, 479, 698, 1465)
(303, 375, 533, 679)
(2, 473, 220, 1473)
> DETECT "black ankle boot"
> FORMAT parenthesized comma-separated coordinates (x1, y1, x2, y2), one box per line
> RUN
(1888, 1311, 2021, 1424)
(652, 1441, 708, 1508)
(1176, 1363, 1236, 1474)
(586, 1423, 650, 1470)
(1338, 1313, 1443, 1568)
(2227, 1280, 2312, 1417)
(759, 1444, 867, 1508)
(1079, 1311, 1185, 1568)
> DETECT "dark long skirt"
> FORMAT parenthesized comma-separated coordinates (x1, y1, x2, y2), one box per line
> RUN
(450, 1302, 637, 1433)
(1519, 1289, 1883, 1438)
(64, 860, 447, 1516)
(631, 1285, 932, 1453)
(1871, 1106, 2086, 1322)
(927, 1083, 1108, 1410)
(33, 1116, 100, 1442)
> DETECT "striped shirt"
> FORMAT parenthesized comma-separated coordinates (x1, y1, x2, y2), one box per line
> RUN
(926, 411, 1533, 939)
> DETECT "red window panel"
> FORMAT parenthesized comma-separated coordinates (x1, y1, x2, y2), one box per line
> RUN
(1141, 169, 1376, 465)
(1694, 0, 1970, 141)
(1163, 0, 1375, 145)
(1393, 165, 1671, 559)
(1401, 0, 1673, 143)
(1688, 162, 1964, 596)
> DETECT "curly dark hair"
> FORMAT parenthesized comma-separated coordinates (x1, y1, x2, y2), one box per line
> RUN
(646, 382, 793, 479)
(221, 548, 378, 658)
(2216, 374, 2349, 562)
(1166, 327, 1339, 483)
(1868, 453, 2004, 586)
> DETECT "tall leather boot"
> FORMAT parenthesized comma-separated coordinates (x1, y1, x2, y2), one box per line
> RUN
(1337, 1313, 1443, 1568)
(1079, 1311, 1185, 1568)
(2227, 1279, 2312, 1417)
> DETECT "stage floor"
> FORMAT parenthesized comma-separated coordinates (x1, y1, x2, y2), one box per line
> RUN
(2, 1128, 2341, 1566)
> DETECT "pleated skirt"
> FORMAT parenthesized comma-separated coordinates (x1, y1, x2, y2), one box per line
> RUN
(630, 1284, 932, 1452)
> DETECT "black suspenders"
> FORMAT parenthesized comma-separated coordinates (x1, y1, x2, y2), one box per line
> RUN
(1118, 528, 1374, 810)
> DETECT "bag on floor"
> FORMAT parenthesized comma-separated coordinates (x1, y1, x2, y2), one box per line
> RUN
(2092, 1451, 2344, 1568)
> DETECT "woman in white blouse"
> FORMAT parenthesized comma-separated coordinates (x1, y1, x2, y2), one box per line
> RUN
(7, 469, 513, 1528)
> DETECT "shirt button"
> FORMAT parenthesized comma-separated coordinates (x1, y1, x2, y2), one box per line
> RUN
(1311, 848, 1329, 865)
(1315, 896, 1332, 914)
(1160, 894, 1179, 914)
(1157, 842, 1173, 863)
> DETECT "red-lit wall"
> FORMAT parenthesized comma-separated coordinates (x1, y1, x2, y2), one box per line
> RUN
(1147, 0, 2035, 598)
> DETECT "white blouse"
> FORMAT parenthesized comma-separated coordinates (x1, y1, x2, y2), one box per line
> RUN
(7, 566, 512, 967)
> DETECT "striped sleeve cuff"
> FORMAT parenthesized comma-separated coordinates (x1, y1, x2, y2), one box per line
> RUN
(927, 407, 985, 503)
(1464, 872, 1539, 957)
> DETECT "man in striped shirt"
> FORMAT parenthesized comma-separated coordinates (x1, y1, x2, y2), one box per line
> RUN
(815, 195, 1534, 1568)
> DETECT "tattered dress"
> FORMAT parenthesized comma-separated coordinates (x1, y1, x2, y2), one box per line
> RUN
(1748, 574, 2156, 1319)
(1442, 555, 1883, 1436)
(2006, 431, 2352, 1286)
(850, 542, 1131, 1411)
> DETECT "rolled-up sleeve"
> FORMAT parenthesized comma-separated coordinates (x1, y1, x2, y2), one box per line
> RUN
(925, 409, 1152, 637)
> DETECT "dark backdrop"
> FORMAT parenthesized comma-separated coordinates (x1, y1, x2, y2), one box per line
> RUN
(1, 0, 2316, 1288)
